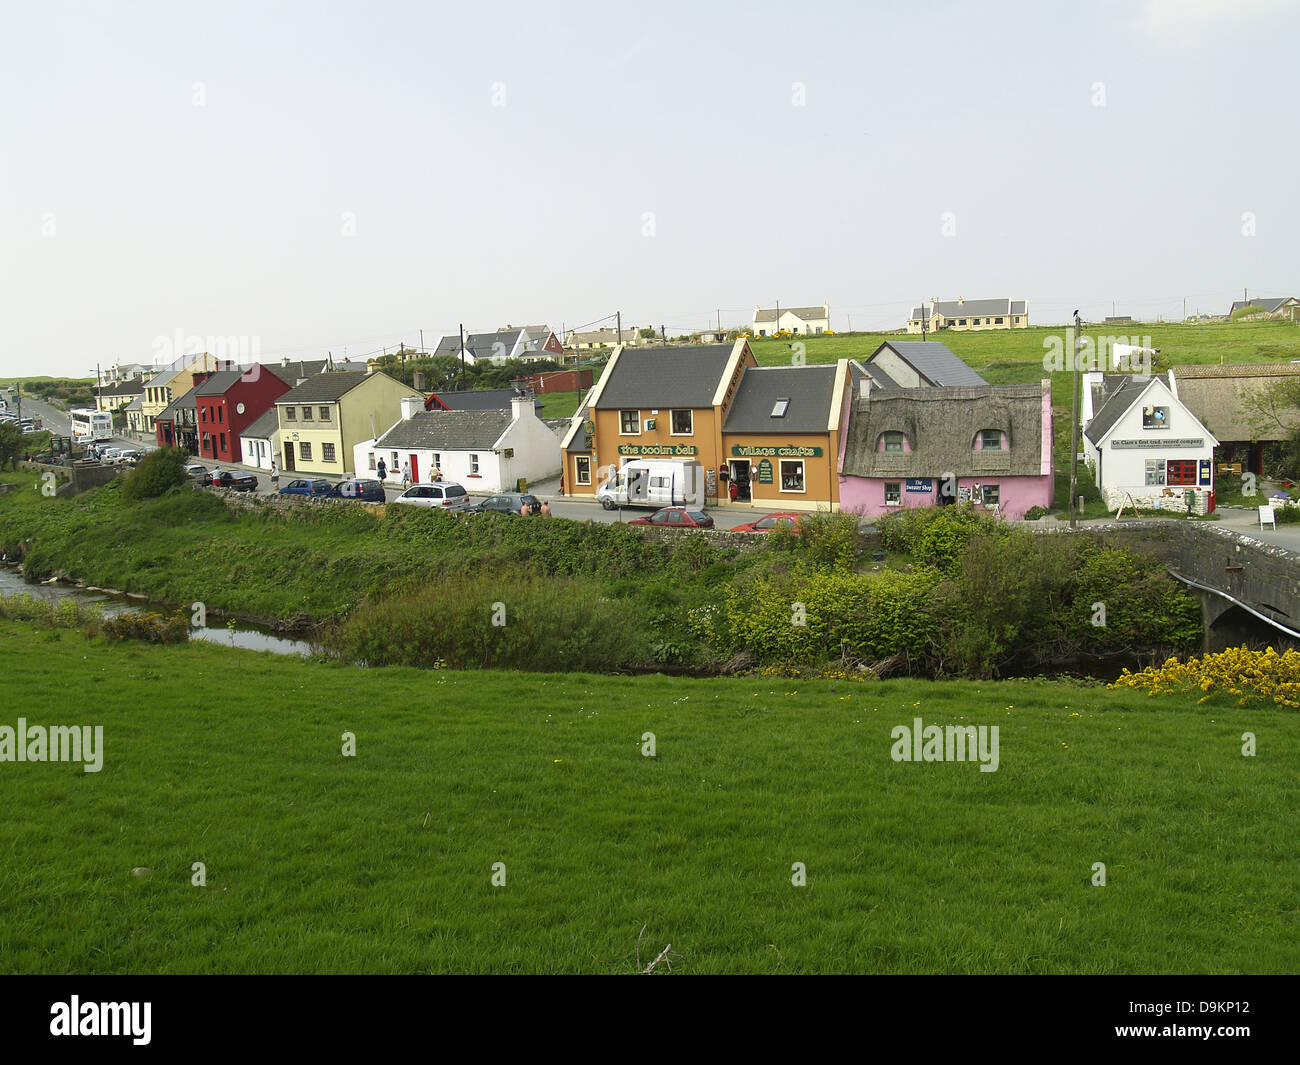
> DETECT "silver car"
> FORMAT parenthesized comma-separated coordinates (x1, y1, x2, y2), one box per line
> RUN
(392, 482, 471, 510)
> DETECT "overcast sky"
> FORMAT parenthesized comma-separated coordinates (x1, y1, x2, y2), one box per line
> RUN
(2, 0, 1296, 378)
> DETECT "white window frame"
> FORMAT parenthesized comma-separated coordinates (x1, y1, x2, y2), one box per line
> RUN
(576, 456, 592, 485)
(670, 409, 693, 435)
(885, 481, 901, 506)
(779, 459, 806, 494)
(619, 410, 641, 435)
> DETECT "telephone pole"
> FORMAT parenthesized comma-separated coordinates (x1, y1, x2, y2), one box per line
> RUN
(1069, 310, 1083, 529)
(459, 323, 466, 389)
(617, 311, 622, 345)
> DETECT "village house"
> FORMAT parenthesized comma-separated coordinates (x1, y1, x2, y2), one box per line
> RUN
(139, 354, 230, 434)
(95, 377, 145, 413)
(1228, 296, 1300, 320)
(908, 298, 1028, 333)
(752, 303, 830, 337)
(274, 370, 420, 477)
(565, 326, 652, 351)
(239, 409, 281, 471)
(1168, 363, 1300, 476)
(561, 340, 852, 510)
(431, 328, 561, 366)
(1082, 372, 1218, 514)
(353, 394, 560, 491)
(837, 342, 1053, 519)
(194, 365, 292, 466)
(154, 385, 201, 453)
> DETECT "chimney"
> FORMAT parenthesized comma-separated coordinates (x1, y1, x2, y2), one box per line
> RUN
(400, 396, 422, 421)
(412, 371, 425, 391)
(510, 394, 533, 421)
(957, 296, 964, 306)
(859, 375, 871, 398)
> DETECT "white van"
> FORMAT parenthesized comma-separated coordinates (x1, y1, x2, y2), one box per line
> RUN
(596, 459, 705, 510)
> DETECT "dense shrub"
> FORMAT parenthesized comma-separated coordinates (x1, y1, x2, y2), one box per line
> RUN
(122, 447, 188, 502)
(876, 503, 1000, 574)
(102, 609, 190, 643)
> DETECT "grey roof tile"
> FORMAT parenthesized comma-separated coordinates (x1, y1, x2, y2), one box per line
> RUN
(722, 365, 839, 433)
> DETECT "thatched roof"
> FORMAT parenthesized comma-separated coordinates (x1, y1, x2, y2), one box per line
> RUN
(841, 383, 1046, 478)
(1171, 363, 1300, 442)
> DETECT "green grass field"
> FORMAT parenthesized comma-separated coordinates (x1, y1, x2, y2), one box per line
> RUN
(2, 621, 1295, 974)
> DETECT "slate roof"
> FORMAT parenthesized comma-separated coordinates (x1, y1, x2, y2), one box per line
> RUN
(98, 379, 144, 397)
(594, 345, 734, 409)
(1229, 297, 1296, 315)
(277, 371, 372, 404)
(429, 389, 541, 413)
(1083, 377, 1153, 446)
(722, 365, 839, 433)
(754, 305, 828, 323)
(156, 385, 200, 423)
(241, 409, 281, 440)
(911, 299, 1027, 320)
(123, 395, 144, 411)
(869, 342, 988, 387)
(272, 358, 329, 384)
(374, 410, 512, 451)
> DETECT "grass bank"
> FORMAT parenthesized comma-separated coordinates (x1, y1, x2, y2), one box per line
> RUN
(1, 622, 1296, 974)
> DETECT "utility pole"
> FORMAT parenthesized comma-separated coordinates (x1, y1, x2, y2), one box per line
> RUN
(459, 323, 466, 389)
(1069, 310, 1083, 530)
(661, 325, 667, 348)
(717, 309, 721, 333)
(419, 329, 424, 353)
(617, 311, 622, 345)
(775, 299, 780, 337)
(920, 303, 927, 343)
(848, 313, 853, 333)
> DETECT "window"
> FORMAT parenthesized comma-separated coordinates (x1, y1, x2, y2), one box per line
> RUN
(979, 430, 1003, 450)
(391, 452, 399, 468)
(299, 441, 312, 461)
(218, 407, 224, 423)
(771, 399, 790, 418)
(322, 443, 336, 463)
(285, 406, 296, 421)
(470, 454, 480, 475)
(620, 410, 640, 434)
(885, 482, 901, 505)
(1014, 316, 1021, 324)
(780, 459, 805, 493)
(981, 484, 1000, 506)
(219, 432, 226, 452)
(302, 406, 313, 420)
(671, 409, 693, 434)
(576, 456, 591, 485)
(1145, 459, 1165, 486)
(432, 453, 441, 473)
(881, 431, 905, 453)
(995, 317, 1004, 324)
(1167, 460, 1197, 486)
(958, 319, 967, 326)
(1143, 406, 1169, 430)
(319, 407, 331, 421)
(368, 453, 376, 470)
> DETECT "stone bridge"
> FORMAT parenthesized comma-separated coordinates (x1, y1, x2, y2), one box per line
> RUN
(1033, 520, 1300, 651)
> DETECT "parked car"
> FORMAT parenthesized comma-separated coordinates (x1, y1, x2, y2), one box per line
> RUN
(627, 506, 714, 529)
(183, 463, 209, 482)
(466, 491, 543, 516)
(209, 469, 259, 491)
(278, 477, 334, 498)
(100, 447, 124, 464)
(116, 449, 145, 466)
(330, 478, 386, 502)
(392, 482, 471, 510)
(730, 511, 806, 534)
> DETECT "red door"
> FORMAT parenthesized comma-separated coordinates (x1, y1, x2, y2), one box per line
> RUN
(409, 454, 419, 483)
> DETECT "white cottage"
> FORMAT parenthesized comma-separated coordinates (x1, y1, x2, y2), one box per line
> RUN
(238, 409, 281, 471)
(353, 395, 561, 492)
(1082, 373, 1219, 514)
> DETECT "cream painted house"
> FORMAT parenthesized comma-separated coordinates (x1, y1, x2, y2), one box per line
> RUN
(139, 353, 227, 433)
(752, 304, 830, 336)
(908, 298, 1027, 333)
(274, 370, 421, 476)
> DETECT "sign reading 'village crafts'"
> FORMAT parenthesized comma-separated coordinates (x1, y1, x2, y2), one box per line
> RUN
(617, 443, 699, 457)
(1110, 438, 1204, 450)
(730, 445, 824, 458)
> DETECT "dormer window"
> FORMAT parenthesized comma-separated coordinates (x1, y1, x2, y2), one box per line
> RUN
(977, 430, 1004, 450)
(879, 431, 906, 453)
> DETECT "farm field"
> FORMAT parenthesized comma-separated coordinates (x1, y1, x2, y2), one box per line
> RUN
(2, 621, 1296, 975)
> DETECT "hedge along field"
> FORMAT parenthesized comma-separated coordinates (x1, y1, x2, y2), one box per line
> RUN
(1, 621, 1296, 975)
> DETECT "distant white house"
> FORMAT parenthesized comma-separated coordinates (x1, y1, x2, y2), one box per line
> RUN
(908, 298, 1028, 333)
(352, 395, 561, 493)
(430, 328, 562, 366)
(238, 409, 281, 471)
(1082, 372, 1218, 514)
(752, 303, 830, 336)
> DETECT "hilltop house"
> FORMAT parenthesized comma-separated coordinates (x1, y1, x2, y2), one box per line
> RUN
(1082, 372, 1218, 514)
(838, 342, 1053, 519)
(274, 370, 421, 477)
(908, 298, 1027, 333)
(752, 303, 830, 337)
(431, 328, 560, 366)
(354, 394, 560, 492)
(1228, 296, 1300, 320)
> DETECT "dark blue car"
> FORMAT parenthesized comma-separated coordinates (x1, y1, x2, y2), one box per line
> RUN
(330, 478, 386, 502)
(279, 477, 333, 498)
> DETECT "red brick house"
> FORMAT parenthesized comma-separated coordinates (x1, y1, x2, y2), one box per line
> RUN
(194, 365, 291, 465)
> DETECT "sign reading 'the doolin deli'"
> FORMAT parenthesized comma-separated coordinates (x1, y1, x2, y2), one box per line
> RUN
(1109, 438, 1204, 450)
(617, 444, 699, 456)
(730, 445, 824, 458)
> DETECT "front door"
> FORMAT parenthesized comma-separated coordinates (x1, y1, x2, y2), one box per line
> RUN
(729, 461, 751, 502)
(409, 454, 419, 483)
(284, 443, 295, 472)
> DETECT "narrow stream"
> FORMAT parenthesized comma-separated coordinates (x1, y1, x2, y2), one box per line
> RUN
(0, 566, 313, 657)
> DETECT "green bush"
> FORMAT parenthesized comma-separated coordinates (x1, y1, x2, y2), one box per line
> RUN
(122, 447, 189, 502)
(1023, 505, 1048, 521)
(795, 512, 862, 570)
(102, 609, 190, 644)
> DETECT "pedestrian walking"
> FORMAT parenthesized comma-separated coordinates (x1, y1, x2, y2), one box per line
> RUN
(729, 479, 739, 503)
(377, 457, 387, 482)
(271, 460, 279, 490)
(401, 462, 410, 489)
(540, 500, 552, 518)
(559, 474, 565, 497)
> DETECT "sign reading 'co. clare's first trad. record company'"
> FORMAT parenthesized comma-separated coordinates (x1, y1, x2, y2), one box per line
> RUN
(730, 445, 823, 458)
(1110, 438, 1204, 449)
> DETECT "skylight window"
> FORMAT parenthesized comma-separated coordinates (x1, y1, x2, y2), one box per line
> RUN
(771, 398, 789, 417)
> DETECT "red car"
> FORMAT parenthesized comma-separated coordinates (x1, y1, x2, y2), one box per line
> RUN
(731, 512, 805, 533)
(627, 507, 714, 529)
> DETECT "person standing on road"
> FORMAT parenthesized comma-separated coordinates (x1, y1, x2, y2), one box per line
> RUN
(271, 460, 279, 491)
(401, 461, 410, 489)
(377, 457, 387, 483)
(540, 499, 552, 517)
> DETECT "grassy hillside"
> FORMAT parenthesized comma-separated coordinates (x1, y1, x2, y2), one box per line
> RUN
(1, 621, 1295, 974)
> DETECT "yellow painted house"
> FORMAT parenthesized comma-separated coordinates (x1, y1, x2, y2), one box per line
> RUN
(275, 370, 421, 476)
(140, 353, 226, 433)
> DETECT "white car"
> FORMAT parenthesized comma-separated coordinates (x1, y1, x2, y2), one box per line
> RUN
(100, 447, 124, 464)
(116, 449, 144, 466)
(392, 482, 471, 510)
(184, 463, 209, 482)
